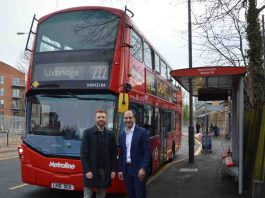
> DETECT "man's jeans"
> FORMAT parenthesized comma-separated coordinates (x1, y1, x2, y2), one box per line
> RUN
(83, 187, 106, 198)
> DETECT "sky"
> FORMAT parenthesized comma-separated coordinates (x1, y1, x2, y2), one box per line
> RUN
(0, 0, 191, 71)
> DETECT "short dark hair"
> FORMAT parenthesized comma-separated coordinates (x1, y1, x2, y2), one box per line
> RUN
(95, 110, 107, 115)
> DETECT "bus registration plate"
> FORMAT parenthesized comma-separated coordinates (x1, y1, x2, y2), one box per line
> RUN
(51, 182, 74, 190)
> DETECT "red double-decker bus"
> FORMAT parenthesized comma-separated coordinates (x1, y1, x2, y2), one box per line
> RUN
(18, 6, 182, 193)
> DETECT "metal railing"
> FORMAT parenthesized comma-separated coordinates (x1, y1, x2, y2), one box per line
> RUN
(0, 115, 24, 147)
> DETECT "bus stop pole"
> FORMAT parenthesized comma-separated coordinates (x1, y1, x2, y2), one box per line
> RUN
(239, 78, 244, 194)
(262, 15, 265, 87)
(188, 0, 194, 163)
(7, 130, 9, 147)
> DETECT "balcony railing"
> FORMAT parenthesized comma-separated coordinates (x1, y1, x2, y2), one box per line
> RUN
(12, 95, 23, 99)
(12, 83, 26, 88)
(12, 106, 20, 111)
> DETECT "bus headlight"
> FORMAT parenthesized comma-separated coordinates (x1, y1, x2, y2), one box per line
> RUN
(18, 146, 24, 159)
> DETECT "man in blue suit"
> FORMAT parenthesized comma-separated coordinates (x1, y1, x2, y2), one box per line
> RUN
(118, 110, 151, 198)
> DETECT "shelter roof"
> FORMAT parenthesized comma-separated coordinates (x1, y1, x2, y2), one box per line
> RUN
(170, 66, 247, 101)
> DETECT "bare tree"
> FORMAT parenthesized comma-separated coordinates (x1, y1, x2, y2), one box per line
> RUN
(16, 50, 30, 77)
(191, 0, 247, 67)
(172, 0, 265, 108)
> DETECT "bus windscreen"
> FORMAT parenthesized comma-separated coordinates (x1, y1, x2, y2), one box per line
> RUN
(26, 94, 115, 157)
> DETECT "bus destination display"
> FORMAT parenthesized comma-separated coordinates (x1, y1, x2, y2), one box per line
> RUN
(33, 62, 109, 81)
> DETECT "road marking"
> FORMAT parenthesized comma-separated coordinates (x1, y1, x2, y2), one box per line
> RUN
(147, 136, 202, 185)
(179, 168, 198, 172)
(147, 157, 188, 185)
(9, 183, 28, 190)
(194, 138, 202, 156)
(0, 156, 18, 161)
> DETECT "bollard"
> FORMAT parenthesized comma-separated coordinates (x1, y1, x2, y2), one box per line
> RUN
(252, 180, 265, 198)
(7, 131, 9, 147)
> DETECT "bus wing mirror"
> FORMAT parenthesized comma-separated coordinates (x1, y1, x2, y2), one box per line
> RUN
(118, 93, 129, 113)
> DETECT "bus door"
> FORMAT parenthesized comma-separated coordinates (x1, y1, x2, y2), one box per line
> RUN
(160, 109, 167, 163)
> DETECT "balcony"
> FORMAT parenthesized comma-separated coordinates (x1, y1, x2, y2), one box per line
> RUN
(12, 95, 23, 99)
(12, 83, 26, 88)
(12, 106, 20, 111)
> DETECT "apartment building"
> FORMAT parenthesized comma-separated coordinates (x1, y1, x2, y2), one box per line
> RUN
(0, 61, 25, 116)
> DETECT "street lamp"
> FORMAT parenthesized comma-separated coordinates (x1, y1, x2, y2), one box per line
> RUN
(16, 32, 28, 35)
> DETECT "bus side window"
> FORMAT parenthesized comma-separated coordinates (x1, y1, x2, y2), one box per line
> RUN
(154, 53, 160, 74)
(144, 105, 155, 136)
(144, 42, 152, 69)
(167, 110, 172, 132)
(171, 111, 177, 131)
(129, 103, 144, 127)
(131, 30, 143, 62)
(154, 107, 160, 136)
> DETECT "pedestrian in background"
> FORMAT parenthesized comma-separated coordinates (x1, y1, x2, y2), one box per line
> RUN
(196, 122, 200, 134)
(80, 110, 117, 198)
(118, 110, 151, 198)
(213, 124, 219, 137)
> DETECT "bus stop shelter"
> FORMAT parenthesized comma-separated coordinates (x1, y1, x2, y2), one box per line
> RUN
(170, 66, 247, 194)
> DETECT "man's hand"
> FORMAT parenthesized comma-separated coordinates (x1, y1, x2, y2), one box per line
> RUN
(85, 171, 93, 179)
(118, 172, 123, 180)
(111, 172, 116, 179)
(138, 168, 146, 181)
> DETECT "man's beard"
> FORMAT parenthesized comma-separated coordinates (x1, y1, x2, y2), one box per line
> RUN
(97, 121, 105, 128)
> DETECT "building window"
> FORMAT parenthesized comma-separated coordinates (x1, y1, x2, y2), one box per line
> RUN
(0, 76, 4, 84)
(144, 42, 152, 69)
(13, 100, 19, 108)
(12, 77, 20, 86)
(0, 88, 4, 96)
(131, 30, 143, 62)
(0, 100, 4, 108)
(13, 89, 20, 97)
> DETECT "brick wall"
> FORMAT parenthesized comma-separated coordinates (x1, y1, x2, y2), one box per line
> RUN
(0, 61, 25, 116)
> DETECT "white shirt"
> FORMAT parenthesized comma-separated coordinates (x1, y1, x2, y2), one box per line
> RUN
(125, 124, 135, 163)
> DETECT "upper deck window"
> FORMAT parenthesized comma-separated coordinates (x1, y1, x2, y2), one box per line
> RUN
(131, 31, 143, 62)
(161, 61, 167, 79)
(35, 10, 120, 52)
(155, 53, 160, 73)
(144, 42, 152, 69)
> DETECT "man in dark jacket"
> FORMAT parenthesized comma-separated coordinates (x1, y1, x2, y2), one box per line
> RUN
(80, 110, 117, 198)
(118, 110, 151, 198)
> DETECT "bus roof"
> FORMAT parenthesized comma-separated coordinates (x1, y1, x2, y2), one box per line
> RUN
(38, 6, 124, 24)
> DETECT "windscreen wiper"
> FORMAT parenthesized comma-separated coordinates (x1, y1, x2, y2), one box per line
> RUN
(64, 91, 115, 101)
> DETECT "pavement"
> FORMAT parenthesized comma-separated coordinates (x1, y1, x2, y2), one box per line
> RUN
(147, 136, 250, 198)
(0, 133, 21, 159)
